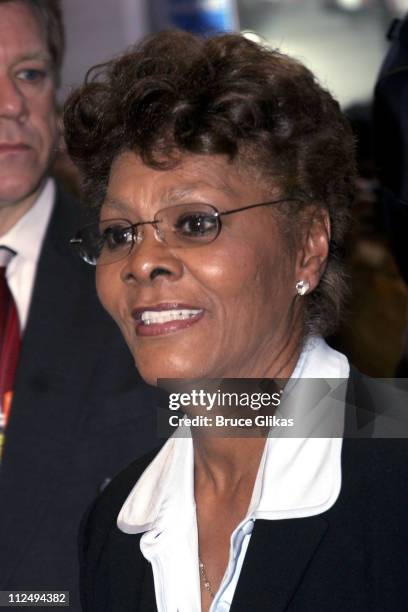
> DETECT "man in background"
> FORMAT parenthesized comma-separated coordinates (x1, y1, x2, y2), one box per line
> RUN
(374, 13, 408, 376)
(0, 1, 159, 608)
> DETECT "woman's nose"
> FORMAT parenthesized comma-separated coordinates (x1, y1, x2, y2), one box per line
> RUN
(119, 224, 184, 285)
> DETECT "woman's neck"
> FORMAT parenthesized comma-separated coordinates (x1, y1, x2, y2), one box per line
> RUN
(193, 435, 267, 494)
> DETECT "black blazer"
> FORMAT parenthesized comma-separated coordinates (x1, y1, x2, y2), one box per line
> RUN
(79, 369, 408, 611)
(0, 188, 162, 610)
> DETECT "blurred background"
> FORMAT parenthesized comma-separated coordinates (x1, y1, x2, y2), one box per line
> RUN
(55, 0, 408, 377)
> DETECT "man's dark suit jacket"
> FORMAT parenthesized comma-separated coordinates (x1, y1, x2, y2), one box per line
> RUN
(0, 188, 161, 610)
(79, 369, 408, 611)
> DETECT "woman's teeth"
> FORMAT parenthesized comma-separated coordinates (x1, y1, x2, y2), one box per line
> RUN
(140, 309, 202, 325)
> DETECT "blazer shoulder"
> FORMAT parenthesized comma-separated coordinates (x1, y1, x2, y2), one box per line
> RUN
(79, 448, 162, 612)
(52, 184, 83, 225)
(46, 184, 95, 250)
(345, 365, 408, 439)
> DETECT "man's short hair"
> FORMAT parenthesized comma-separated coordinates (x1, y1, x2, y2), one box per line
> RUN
(0, 0, 65, 85)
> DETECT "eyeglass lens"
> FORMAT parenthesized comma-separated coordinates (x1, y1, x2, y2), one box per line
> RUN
(72, 203, 221, 266)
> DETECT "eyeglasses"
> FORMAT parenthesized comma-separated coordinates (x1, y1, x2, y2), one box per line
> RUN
(69, 198, 300, 266)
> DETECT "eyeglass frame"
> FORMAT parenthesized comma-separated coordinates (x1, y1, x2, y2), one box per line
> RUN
(69, 197, 303, 266)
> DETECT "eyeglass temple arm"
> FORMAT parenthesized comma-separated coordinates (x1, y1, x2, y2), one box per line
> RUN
(217, 198, 301, 218)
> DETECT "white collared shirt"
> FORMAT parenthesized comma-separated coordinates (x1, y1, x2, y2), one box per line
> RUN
(118, 336, 350, 612)
(0, 179, 55, 331)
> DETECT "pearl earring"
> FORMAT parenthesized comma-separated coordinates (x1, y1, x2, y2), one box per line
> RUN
(296, 280, 310, 296)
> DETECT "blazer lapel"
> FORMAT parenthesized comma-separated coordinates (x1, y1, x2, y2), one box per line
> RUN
(231, 516, 328, 612)
(0, 190, 103, 586)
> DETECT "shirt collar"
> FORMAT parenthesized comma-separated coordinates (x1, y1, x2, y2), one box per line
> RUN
(248, 337, 349, 519)
(118, 436, 195, 534)
(118, 336, 349, 533)
(0, 178, 55, 265)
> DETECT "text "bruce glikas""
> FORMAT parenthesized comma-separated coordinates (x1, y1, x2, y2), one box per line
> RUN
(168, 389, 283, 411)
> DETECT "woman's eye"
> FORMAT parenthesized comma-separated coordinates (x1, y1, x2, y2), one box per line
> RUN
(103, 225, 134, 250)
(175, 213, 218, 238)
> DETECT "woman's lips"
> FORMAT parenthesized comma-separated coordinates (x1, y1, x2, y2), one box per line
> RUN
(132, 304, 205, 337)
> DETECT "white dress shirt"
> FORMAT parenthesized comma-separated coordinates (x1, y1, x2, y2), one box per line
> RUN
(118, 336, 350, 612)
(0, 179, 55, 332)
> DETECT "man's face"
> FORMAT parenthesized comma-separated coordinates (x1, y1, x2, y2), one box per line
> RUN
(0, 1, 59, 219)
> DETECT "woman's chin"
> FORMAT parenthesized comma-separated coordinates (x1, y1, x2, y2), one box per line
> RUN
(134, 355, 208, 387)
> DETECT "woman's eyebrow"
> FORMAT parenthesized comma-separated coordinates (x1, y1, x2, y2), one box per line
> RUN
(103, 181, 238, 211)
(102, 198, 131, 214)
(165, 182, 237, 203)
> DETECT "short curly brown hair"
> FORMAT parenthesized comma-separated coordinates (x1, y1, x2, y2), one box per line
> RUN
(63, 30, 356, 337)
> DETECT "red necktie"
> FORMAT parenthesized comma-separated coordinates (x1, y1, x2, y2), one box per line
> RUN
(0, 248, 20, 441)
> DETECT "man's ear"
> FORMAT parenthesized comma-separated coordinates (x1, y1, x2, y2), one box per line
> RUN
(295, 206, 330, 293)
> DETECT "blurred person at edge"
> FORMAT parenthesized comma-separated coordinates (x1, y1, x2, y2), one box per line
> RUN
(374, 13, 408, 376)
(64, 31, 408, 612)
(0, 1, 160, 607)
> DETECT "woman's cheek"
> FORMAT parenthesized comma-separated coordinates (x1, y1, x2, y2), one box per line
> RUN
(96, 267, 121, 321)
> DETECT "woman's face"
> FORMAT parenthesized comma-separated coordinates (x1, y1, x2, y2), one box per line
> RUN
(96, 151, 305, 385)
